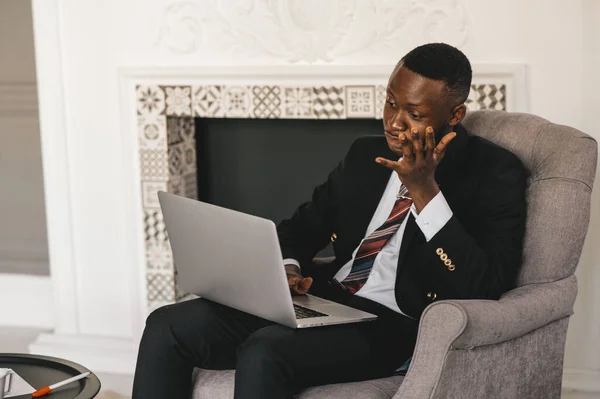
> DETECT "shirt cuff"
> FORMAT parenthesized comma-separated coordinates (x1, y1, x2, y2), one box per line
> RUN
(410, 191, 453, 242)
(283, 258, 301, 270)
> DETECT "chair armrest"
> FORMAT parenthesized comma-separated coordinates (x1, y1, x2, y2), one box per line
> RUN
(449, 275, 577, 348)
(394, 275, 577, 398)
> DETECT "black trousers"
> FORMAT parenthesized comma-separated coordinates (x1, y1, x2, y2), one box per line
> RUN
(132, 283, 418, 399)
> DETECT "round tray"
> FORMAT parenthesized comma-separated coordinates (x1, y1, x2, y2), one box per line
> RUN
(0, 353, 101, 399)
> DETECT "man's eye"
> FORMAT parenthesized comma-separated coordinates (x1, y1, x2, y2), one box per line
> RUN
(410, 113, 420, 119)
(386, 100, 396, 107)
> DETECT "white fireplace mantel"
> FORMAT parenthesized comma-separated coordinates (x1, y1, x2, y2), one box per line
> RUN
(25, 0, 600, 392)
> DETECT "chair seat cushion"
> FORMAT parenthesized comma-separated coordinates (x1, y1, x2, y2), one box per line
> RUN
(191, 369, 404, 399)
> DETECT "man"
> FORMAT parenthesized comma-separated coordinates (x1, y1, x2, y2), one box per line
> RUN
(132, 43, 527, 399)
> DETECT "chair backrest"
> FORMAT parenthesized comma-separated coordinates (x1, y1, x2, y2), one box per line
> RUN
(462, 110, 597, 286)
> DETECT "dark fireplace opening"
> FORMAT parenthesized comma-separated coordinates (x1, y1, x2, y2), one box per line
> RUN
(194, 118, 383, 254)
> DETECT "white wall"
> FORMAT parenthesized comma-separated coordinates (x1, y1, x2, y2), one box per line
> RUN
(0, 0, 48, 275)
(29, 0, 600, 391)
(564, 0, 600, 384)
(464, 0, 584, 130)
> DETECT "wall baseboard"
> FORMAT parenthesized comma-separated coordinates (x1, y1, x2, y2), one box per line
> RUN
(563, 368, 600, 393)
(0, 273, 53, 328)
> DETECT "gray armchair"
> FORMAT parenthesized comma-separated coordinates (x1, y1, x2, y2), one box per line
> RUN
(191, 110, 598, 398)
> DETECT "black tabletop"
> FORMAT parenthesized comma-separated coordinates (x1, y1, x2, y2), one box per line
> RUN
(0, 354, 100, 399)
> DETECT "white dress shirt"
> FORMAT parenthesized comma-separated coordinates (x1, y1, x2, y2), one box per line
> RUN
(285, 171, 453, 316)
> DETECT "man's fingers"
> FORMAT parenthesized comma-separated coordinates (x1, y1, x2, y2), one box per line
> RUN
(375, 157, 400, 170)
(425, 126, 435, 159)
(290, 277, 313, 295)
(400, 133, 414, 162)
(298, 277, 313, 294)
(287, 276, 302, 288)
(411, 129, 424, 161)
(433, 132, 457, 163)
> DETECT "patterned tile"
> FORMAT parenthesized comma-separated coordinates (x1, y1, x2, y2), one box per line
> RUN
(163, 86, 192, 116)
(375, 85, 387, 120)
(465, 88, 478, 111)
(144, 209, 168, 242)
(483, 84, 506, 110)
(180, 117, 195, 142)
(138, 113, 167, 150)
(169, 175, 184, 197)
(142, 181, 168, 209)
(222, 86, 252, 118)
(252, 86, 282, 118)
(313, 86, 345, 119)
(166, 114, 198, 199)
(146, 239, 173, 272)
(466, 84, 506, 111)
(168, 144, 184, 176)
(136, 85, 165, 115)
(168, 141, 196, 176)
(147, 271, 175, 303)
(283, 87, 312, 118)
(192, 85, 224, 117)
(165, 172, 197, 199)
(184, 172, 198, 200)
(140, 149, 169, 180)
(167, 117, 183, 146)
(174, 268, 198, 303)
(346, 86, 375, 118)
(167, 117, 195, 145)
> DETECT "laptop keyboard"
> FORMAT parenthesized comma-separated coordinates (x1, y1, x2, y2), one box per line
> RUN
(294, 304, 329, 319)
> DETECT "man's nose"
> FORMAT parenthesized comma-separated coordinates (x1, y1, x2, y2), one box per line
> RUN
(390, 116, 408, 133)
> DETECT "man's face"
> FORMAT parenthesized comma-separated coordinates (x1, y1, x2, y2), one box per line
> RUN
(383, 65, 457, 156)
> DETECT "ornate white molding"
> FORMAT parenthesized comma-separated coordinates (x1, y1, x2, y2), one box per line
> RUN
(154, 0, 472, 63)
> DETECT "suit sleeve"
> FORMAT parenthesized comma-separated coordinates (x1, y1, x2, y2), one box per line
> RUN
(276, 141, 355, 268)
(401, 155, 528, 310)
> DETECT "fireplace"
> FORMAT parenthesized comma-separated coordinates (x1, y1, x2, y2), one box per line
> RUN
(194, 118, 382, 226)
(136, 81, 507, 310)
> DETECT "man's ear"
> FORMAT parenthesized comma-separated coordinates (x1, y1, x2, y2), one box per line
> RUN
(449, 104, 466, 127)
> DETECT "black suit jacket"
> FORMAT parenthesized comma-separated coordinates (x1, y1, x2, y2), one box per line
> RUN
(277, 124, 528, 318)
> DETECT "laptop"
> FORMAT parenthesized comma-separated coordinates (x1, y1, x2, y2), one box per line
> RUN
(158, 191, 377, 328)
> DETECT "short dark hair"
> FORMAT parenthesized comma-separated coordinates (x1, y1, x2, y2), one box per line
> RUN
(400, 43, 472, 104)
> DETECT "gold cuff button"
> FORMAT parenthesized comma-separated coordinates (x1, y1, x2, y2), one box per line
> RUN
(440, 253, 448, 261)
(427, 291, 437, 300)
(444, 259, 452, 266)
(436, 248, 444, 255)
(330, 233, 337, 243)
(448, 264, 456, 271)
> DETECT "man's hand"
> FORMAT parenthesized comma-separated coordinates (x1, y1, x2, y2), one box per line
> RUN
(376, 126, 456, 213)
(285, 264, 313, 295)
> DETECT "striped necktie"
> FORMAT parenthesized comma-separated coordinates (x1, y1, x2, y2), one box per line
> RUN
(340, 186, 413, 294)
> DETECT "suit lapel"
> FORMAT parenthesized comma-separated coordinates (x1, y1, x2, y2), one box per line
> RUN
(434, 124, 469, 190)
(396, 214, 419, 269)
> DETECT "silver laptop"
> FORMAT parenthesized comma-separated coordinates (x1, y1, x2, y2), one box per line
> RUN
(158, 191, 377, 328)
